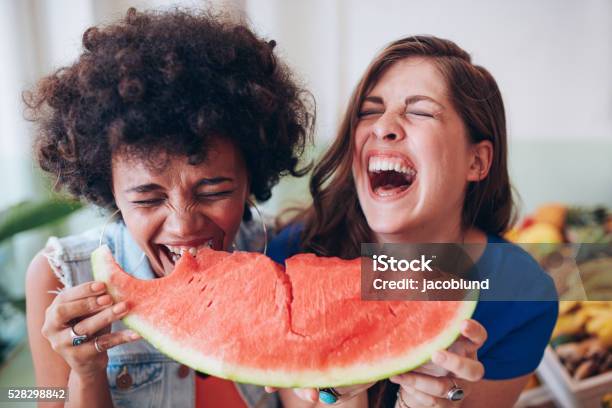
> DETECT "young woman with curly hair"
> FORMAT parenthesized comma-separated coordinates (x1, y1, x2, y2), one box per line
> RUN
(25, 8, 312, 408)
(267, 36, 557, 407)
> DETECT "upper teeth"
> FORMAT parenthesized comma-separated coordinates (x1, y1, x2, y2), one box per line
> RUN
(368, 157, 416, 175)
(164, 240, 214, 257)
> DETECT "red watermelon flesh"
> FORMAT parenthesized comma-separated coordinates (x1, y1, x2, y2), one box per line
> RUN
(92, 245, 476, 387)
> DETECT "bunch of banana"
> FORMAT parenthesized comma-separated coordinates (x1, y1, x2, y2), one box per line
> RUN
(554, 301, 612, 346)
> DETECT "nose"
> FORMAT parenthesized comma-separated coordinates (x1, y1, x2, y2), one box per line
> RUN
(164, 207, 208, 238)
(372, 111, 405, 142)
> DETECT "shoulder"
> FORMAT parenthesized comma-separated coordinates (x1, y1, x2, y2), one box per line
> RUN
(478, 234, 557, 301)
(37, 223, 120, 288)
(268, 223, 304, 264)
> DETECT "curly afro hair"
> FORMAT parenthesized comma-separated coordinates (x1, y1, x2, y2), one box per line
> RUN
(26, 8, 314, 218)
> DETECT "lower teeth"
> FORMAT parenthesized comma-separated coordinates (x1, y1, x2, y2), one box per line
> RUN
(375, 184, 409, 196)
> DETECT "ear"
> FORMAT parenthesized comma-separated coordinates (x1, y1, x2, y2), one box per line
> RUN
(466, 140, 493, 182)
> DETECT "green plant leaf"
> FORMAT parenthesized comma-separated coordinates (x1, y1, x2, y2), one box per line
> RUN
(0, 199, 83, 243)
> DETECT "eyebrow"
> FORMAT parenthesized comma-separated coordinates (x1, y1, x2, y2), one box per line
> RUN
(361, 95, 444, 109)
(124, 177, 233, 193)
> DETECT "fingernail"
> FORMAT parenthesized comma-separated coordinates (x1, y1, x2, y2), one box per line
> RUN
(91, 282, 105, 292)
(113, 303, 127, 314)
(126, 330, 141, 340)
(461, 320, 471, 332)
(433, 351, 446, 363)
(97, 295, 111, 305)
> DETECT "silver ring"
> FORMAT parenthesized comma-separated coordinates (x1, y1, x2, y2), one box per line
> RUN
(446, 379, 465, 402)
(94, 336, 103, 353)
(70, 325, 88, 346)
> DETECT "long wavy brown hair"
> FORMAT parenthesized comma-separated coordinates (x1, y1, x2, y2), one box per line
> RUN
(300, 35, 515, 261)
(297, 35, 516, 406)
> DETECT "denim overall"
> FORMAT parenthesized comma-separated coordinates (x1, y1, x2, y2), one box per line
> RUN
(44, 219, 278, 408)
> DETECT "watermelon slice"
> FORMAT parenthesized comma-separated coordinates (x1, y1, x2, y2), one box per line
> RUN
(92, 245, 476, 387)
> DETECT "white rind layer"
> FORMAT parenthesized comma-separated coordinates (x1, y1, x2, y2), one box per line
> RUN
(92, 245, 477, 387)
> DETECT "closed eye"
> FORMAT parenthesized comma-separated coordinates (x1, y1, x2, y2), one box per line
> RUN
(196, 191, 234, 201)
(358, 110, 383, 118)
(131, 191, 234, 207)
(408, 111, 433, 118)
(132, 199, 164, 206)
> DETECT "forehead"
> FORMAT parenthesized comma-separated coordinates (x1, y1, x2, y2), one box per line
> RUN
(367, 57, 448, 100)
(112, 137, 245, 182)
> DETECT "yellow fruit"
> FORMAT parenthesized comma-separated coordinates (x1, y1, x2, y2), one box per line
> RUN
(585, 313, 612, 335)
(504, 227, 520, 243)
(516, 222, 564, 244)
(552, 313, 588, 338)
(534, 204, 567, 230)
(559, 300, 579, 315)
(596, 322, 612, 347)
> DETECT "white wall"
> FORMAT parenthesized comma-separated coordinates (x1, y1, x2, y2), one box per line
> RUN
(247, 0, 612, 142)
(246, 0, 612, 214)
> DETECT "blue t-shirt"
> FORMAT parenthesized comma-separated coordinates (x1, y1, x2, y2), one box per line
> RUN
(267, 225, 559, 380)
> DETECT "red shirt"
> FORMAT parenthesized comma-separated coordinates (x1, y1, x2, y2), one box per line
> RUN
(196, 373, 247, 408)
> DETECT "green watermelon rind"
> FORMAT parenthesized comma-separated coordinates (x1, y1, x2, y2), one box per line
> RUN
(92, 245, 478, 388)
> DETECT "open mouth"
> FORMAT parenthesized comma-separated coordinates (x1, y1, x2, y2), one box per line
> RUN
(367, 155, 417, 197)
(158, 239, 215, 267)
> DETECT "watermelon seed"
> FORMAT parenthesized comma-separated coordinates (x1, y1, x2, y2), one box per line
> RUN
(200, 284, 208, 292)
(187, 276, 194, 285)
(207, 300, 213, 308)
(387, 306, 397, 317)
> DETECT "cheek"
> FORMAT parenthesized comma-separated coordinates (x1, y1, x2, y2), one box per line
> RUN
(352, 128, 368, 174)
(208, 188, 248, 231)
(120, 208, 164, 249)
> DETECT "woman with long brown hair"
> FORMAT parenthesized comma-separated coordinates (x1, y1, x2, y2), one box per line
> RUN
(267, 35, 557, 407)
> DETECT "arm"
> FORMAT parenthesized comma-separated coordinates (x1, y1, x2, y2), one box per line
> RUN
(26, 251, 137, 408)
(26, 253, 71, 408)
(460, 375, 529, 408)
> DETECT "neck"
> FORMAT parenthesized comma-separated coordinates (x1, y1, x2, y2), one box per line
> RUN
(374, 222, 486, 245)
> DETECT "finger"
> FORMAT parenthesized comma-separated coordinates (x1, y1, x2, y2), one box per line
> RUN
(460, 320, 487, 348)
(56, 282, 106, 303)
(264, 386, 278, 393)
(52, 295, 113, 327)
(62, 329, 140, 366)
(391, 373, 455, 399)
(399, 386, 453, 408)
(412, 362, 450, 377)
(293, 388, 318, 402)
(432, 350, 484, 382)
(90, 330, 141, 353)
(446, 321, 487, 358)
(71, 302, 129, 339)
(397, 386, 436, 408)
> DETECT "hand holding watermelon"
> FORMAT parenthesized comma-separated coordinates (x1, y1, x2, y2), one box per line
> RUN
(391, 319, 486, 407)
(40, 281, 142, 380)
(263, 319, 486, 405)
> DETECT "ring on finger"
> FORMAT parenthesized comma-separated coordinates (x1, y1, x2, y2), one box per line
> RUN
(318, 388, 341, 404)
(70, 325, 88, 346)
(94, 336, 104, 353)
(446, 379, 465, 402)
